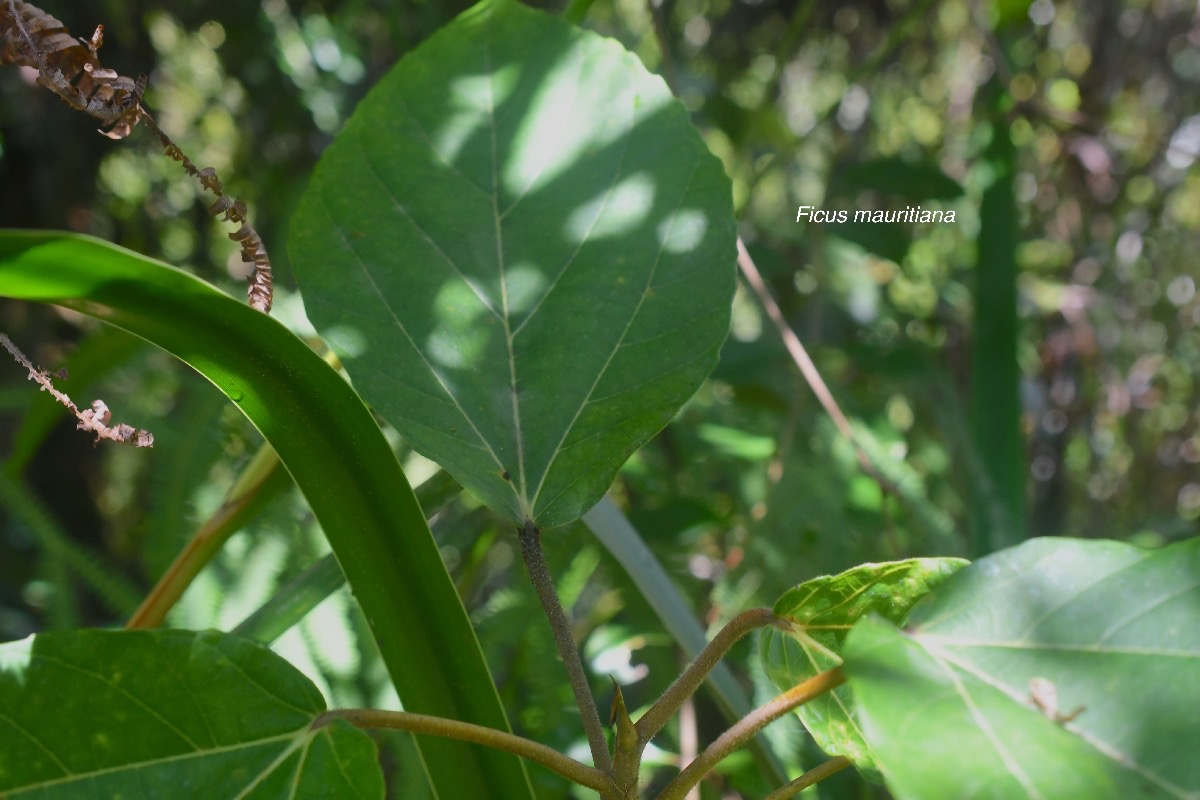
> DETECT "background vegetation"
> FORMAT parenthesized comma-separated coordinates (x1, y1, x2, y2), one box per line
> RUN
(2, 0, 1197, 796)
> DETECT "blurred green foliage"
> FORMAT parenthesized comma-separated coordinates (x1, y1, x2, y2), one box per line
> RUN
(1, 0, 1198, 797)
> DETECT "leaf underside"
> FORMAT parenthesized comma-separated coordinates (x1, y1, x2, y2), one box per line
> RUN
(844, 537, 1200, 800)
(289, 0, 736, 528)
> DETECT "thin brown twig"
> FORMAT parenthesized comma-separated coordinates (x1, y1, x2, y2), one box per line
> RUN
(138, 112, 273, 313)
(763, 756, 853, 800)
(736, 239, 898, 494)
(655, 667, 846, 800)
(736, 240, 853, 447)
(637, 608, 784, 741)
(316, 708, 613, 793)
(0, 333, 153, 447)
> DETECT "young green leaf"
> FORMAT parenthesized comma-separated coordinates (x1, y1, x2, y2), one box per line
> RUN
(761, 557, 967, 773)
(843, 537, 1200, 799)
(0, 629, 381, 798)
(289, 0, 736, 529)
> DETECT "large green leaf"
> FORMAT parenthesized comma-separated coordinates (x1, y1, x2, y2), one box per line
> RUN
(0, 232, 533, 799)
(843, 537, 1200, 799)
(761, 558, 966, 772)
(0, 629, 381, 798)
(289, 0, 736, 528)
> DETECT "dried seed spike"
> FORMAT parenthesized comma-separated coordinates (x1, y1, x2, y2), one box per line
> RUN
(4, 1, 274, 314)
(0, 333, 155, 448)
(209, 196, 234, 218)
(2, 0, 143, 135)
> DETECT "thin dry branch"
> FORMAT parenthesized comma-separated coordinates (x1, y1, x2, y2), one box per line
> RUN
(1, 333, 153, 447)
(1, 0, 273, 312)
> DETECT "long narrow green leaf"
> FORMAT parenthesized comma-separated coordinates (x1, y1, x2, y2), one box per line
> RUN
(0, 231, 534, 800)
(969, 103, 1025, 555)
(232, 469, 463, 645)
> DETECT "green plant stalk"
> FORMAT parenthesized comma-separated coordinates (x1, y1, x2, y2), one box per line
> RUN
(655, 667, 847, 800)
(519, 519, 612, 772)
(637, 607, 783, 741)
(609, 681, 641, 797)
(763, 756, 853, 800)
(0, 231, 534, 800)
(605, 608, 784, 799)
(127, 348, 349, 629)
(317, 708, 612, 793)
(126, 442, 287, 628)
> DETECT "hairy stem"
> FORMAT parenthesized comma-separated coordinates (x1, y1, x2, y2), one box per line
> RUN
(637, 607, 784, 741)
(519, 519, 612, 772)
(316, 708, 612, 793)
(655, 667, 846, 800)
(763, 756, 853, 800)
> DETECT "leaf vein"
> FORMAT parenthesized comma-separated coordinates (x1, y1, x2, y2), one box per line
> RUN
(314, 193, 511, 485)
(527, 154, 702, 517)
(31, 653, 200, 750)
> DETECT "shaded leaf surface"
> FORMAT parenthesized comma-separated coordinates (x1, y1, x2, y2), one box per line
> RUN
(761, 558, 966, 771)
(289, 0, 735, 528)
(844, 537, 1200, 799)
(0, 629, 381, 798)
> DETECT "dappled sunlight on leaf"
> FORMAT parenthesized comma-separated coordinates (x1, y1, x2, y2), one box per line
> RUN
(290, 0, 735, 528)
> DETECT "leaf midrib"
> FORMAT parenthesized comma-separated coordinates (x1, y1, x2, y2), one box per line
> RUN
(924, 638, 1193, 798)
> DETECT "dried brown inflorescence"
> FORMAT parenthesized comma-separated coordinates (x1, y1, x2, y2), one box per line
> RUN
(0, 334, 154, 447)
(0, 0, 144, 138)
(1, 0, 273, 312)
